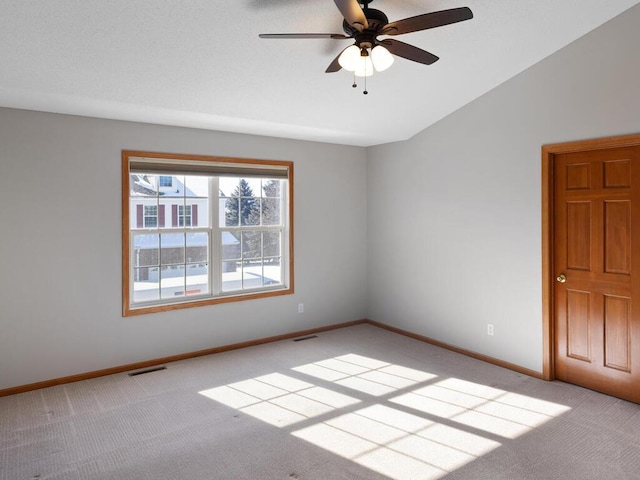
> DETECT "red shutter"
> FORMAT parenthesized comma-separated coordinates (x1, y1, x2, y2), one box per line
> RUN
(192, 205, 198, 227)
(159, 205, 165, 228)
(172, 205, 178, 227)
(136, 205, 143, 228)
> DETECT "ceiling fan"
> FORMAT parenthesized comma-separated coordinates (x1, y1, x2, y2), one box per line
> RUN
(259, 0, 473, 81)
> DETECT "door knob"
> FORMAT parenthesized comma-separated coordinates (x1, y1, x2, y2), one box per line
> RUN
(556, 274, 566, 283)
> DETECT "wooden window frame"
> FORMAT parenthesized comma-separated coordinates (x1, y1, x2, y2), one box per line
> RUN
(122, 150, 294, 317)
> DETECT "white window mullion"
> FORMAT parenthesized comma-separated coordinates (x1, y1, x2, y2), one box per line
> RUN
(158, 228, 163, 300)
(281, 185, 288, 286)
(210, 177, 222, 295)
(182, 231, 187, 296)
(130, 230, 136, 303)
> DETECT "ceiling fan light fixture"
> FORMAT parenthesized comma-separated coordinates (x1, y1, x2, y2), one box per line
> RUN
(371, 45, 394, 72)
(338, 44, 361, 71)
(354, 53, 374, 77)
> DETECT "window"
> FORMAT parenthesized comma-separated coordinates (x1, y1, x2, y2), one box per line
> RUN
(159, 176, 173, 187)
(123, 151, 294, 316)
(144, 205, 158, 228)
(178, 205, 192, 227)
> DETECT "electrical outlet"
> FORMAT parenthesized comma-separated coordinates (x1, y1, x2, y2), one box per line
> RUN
(298, 303, 304, 313)
(487, 324, 494, 336)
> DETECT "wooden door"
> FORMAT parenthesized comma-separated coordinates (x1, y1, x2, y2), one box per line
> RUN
(554, 145, 640, 402)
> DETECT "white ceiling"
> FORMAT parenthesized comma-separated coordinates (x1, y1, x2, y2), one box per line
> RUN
(1, 0, 638, 147)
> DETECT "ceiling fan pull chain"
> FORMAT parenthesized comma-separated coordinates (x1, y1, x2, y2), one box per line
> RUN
(363, 54, 368, 94)
(352, 71, 357, 88)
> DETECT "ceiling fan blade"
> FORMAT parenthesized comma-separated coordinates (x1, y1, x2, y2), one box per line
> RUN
(326, 47, 349, 73)
(333, 0, 368, 31)
(380, 7, 473, 36)
(380, 39, 439, 65)
(259, 33, 350, 39)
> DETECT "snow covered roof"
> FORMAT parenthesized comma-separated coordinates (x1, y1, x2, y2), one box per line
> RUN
(130, 174, 204, 197)
(133, 232, 239, 249)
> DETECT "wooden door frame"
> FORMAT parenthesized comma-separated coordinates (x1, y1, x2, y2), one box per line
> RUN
(541, 133, 640, 380)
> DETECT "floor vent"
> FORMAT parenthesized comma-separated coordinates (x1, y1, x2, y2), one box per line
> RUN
(128, 366, 167, 376)
(293, 335, 318, 342)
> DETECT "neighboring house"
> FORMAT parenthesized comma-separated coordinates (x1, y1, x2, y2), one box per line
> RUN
(130, 175, 241, 282)
(130, 174, 204, 229)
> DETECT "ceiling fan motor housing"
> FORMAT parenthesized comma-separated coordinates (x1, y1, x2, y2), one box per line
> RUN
(343, 8, 389, 38)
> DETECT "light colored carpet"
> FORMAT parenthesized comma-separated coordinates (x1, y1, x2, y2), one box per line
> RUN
(2, 324, 640, 480)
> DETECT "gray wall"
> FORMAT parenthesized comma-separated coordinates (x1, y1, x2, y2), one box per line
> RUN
(0, 110, 368, 390)
(3, 4, 640, 390)
(367, 4, 640, 373)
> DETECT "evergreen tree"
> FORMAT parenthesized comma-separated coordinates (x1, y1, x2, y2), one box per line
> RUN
(262, 180, 282, 264)
(225, 179, 259, 226)
(263, 179, 280, 197)
(224, 179, 282, 268)
(261, 179, 281, 226)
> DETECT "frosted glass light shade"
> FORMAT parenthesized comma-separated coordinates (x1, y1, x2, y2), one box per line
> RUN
(371, 45, 394, 72)
(338, 45, 361, 71)
(354, 55, 374, 77)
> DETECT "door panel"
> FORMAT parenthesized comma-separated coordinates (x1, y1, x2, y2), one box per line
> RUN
(566, 163, 590, 190)
(566, 289, 591, 362)
(603, 295, 631, 372)
(554, 146, 640, 402)
(604, 200, 630, 274)
(566, 202, 591, 270)
(603, 159, 630, 188)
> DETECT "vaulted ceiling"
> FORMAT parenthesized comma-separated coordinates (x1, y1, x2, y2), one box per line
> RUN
(1, 0, 638, 146)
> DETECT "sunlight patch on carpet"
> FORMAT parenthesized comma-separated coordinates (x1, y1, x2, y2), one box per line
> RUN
(199, 354, 571, 480)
